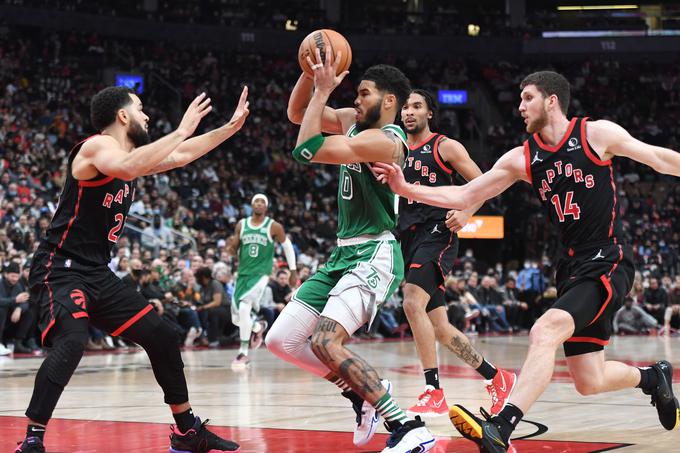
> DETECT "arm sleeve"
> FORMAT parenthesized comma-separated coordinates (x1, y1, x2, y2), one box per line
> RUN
(282, 237, 297, 271)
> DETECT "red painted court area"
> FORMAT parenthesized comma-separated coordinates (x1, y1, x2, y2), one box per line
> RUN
(1, 416, 629, 452)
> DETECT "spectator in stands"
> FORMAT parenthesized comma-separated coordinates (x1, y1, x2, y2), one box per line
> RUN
(0, 262, 31, 354)
(259, 269, 291, 328)
(142, 214, 175, 253)
(10, 260, 39, 353)
(643, 277, 669, 324)
(474, 275, 512, 333)
(614, 296, 659, 335)
(500, 277, 529, 331)
(194, 266, 231, 347)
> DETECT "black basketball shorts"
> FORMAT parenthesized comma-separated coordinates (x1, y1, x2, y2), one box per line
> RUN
(30, 251, 153, 346)
(554, 243, 635, 357)
(400, 221, 459, 313)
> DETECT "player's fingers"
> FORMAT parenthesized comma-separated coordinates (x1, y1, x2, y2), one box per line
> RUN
(198, 105, 213, 117)
(191, 92, 206, 107)
(315, 47, 323, 65)
(239, 86, 249, 104)
(306, 55, 316, 72)
(337, 70, 350, 83)
(198, 97, 211, 110)
(331, 50, 340, 68)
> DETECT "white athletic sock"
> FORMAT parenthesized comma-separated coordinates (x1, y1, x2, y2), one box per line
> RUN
(239, 301, 253, 354)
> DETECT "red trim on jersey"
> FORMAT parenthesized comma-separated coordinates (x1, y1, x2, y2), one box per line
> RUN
(408, 132, 437, 151)
(581, 118, 612, 167)
(437, 230, 456, 279)
(439, 285, 445, 292)
(588, 275, 613, 326)
(565, 336, 609, 346)
(409, 263, 423, 269)
(608, 166, 617, 238)
(79, 176, 115, 187)
(523, 141, 533, 183)
(72, 312, 89, 319)
(433, 135, 454, 175)
(111, 304, 154, 337)
(41, 185, 85, 345)
(533, 117, 577, 153)
(607, 245, 624, 278)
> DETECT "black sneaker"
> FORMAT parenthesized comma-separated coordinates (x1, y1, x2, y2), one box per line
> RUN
(382, 416, 436, 452)
(15, 437, 45, 453)
(643, 361, 680, 430)
(449, 404, 509, 453)
(169, 417, 240, 452)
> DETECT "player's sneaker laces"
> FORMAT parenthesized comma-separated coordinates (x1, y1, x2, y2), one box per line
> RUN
(231, 353, 250, 370)
(169, 417, 240, 452)
(406, 385, 448, 417)
(642, 360, 680, 430)
(347, 379, 393, 446)
(250, 320, 268, 350)
(449, 404, 509, 453)
(486, 368, 517, 415)
(14, 437, 45, 453)
(381, 416, 436, 453)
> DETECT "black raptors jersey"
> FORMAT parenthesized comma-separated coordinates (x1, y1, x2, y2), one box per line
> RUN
(398, 133, 456, 231)
(525, 117, 623, 250)
(39, 136, 136, 266)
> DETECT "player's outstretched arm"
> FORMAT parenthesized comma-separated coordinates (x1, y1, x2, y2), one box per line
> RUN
(374, 146, 527, 210)
(144, 86, 250, 175)
(79, 92, 213, 180)
(589, 120, 680, 177)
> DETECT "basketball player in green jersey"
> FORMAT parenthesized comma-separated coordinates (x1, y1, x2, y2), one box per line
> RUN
(227, 193, 297, 369)
(266, 49, 435, 453)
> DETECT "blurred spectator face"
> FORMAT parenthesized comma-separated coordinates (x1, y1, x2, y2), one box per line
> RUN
(505, 278, 516, 289)
(468, 274, 478, 288)
(4, 270, 20, 286)
(190, 255, 203, 271)
(624, 297, 634, 310)
(276, 270, 289, 286)
(650, 278, 659, 290)
(401, 92, 432, 136)
(118, 256, 129, 271)
(205, 257, 215, 269)
(481, 276, 493, 288)
(518, 84, 549, 134)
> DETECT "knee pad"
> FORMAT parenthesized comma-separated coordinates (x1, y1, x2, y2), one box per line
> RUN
(46, 339, 86, 387)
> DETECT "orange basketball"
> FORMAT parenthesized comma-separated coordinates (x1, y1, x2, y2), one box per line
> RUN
(298, 29, 352, 77)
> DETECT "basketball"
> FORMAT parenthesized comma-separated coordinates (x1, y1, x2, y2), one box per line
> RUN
(298, 29, 352, 77)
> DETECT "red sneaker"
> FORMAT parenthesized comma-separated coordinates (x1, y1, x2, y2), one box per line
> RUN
(406, 385, 448, 417)
(486, 368, 517, 415)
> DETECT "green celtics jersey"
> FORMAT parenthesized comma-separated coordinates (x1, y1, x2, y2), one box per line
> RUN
(237, 216, 275, 277)
(336, 123, 407, 239)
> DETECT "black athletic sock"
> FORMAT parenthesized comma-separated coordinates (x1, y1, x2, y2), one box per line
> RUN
(637, 366, 659, 392)
(385, 419, 403, 431)
(494, 403, 523, 442)
(173, 408, 196, 433)
(476, 358, 498, 380)
(27, 424, 46, 441)
(424, 368, 440, 389)
(341, 389, 365, 408)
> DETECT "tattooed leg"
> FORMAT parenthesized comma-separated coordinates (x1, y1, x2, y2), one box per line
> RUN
(311, 316, 387, 405)
(428, 305, 483, 368)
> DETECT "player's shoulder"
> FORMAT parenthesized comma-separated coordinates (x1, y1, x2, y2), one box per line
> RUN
(80, 134, 118, 154)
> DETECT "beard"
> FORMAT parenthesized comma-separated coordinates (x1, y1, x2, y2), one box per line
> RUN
(526, 109, 548, 134)
(355, 99, 383, 132)
(128, 119, 150, 147)
(404, 120, 426, 135)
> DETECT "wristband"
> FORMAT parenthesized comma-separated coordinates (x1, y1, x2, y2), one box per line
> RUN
(292, 134, 324, 164)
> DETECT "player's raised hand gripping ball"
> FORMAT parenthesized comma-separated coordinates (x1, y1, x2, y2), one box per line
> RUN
(298, 29, 352, 77)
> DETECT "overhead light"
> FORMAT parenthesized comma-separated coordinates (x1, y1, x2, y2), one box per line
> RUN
(558, 5, 638, 11)
(467, 24, 480, 36)
(285, 19, 298, 31)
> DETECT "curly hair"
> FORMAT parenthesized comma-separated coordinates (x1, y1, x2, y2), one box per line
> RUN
(90, 86, 134, 131)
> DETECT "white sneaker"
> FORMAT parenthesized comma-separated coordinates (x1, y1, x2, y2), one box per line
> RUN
(184, 327, 199, 347)
(0, 343, 11, 356)
(381, 416, 436, 453)
(353, 379, 392, 447)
